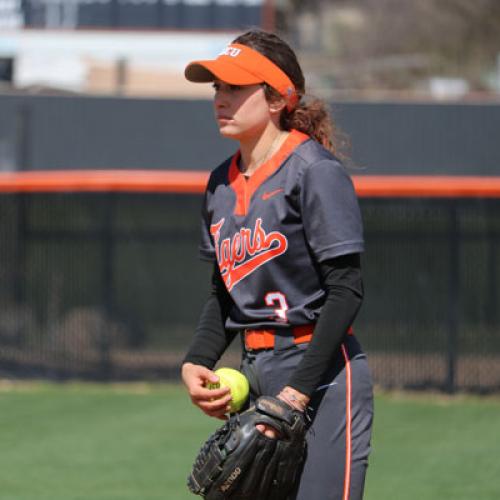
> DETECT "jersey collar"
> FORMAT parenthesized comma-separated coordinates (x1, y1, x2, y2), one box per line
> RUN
(228, 129, 309, 216)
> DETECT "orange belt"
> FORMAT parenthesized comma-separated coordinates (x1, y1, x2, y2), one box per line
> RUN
(244, 324, 314, 351)
(244, 324, 354, 351)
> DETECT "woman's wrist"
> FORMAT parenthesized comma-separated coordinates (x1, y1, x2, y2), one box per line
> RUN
(277, 386, 310, 412)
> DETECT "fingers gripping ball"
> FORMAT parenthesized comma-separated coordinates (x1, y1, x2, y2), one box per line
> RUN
(207, 368, 250, 413)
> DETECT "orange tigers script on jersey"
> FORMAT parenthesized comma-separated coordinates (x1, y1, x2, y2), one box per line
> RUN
(210, 218, 288, 291)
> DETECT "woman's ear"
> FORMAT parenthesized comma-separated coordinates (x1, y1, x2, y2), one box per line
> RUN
(269, 97, 287, 115)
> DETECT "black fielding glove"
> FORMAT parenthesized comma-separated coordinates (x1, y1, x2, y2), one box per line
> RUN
(187, 396, 307, 500)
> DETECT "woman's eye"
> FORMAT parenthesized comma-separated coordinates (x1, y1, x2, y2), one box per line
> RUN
(212, 83, 242, 93)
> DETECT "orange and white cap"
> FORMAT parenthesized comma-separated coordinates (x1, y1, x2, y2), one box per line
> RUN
(185, 43, 299, 111)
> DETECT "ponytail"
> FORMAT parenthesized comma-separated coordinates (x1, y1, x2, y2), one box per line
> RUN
(281, 97, 336, 155)
(276, 92, 349, 159)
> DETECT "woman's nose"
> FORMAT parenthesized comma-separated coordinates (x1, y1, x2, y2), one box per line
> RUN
(214, 93, 227, 109)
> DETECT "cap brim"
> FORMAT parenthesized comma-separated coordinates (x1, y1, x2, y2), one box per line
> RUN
(185, 60, 263, 85)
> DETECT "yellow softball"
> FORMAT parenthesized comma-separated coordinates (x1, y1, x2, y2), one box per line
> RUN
(207, 367, 250, 413)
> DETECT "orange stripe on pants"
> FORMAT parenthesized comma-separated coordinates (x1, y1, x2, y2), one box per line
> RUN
(341, 343, 352, 500)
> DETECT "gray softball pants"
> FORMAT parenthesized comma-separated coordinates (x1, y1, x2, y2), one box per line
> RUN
(240, 333, 374, 500)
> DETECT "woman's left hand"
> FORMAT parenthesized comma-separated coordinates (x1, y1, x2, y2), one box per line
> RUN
(256, 386, 310, 438)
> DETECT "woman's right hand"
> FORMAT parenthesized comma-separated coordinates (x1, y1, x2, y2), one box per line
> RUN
(181, 362, 232, 420)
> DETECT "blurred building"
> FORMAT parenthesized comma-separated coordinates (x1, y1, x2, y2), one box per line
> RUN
(0, 0, 272, 96)
(3, 0, 499, 100)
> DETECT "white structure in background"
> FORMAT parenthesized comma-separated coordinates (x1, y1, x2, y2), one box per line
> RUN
(0, 0, 264, 95)
(497, 53, 500, 92)
(0, 0, 23, 28)
(0, 29, 235, 95)
(428, 77, 470, 100)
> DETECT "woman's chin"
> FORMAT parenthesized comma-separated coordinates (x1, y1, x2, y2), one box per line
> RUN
(218, 125, 242, 140)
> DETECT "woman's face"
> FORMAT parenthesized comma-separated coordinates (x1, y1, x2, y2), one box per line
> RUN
(212, 80, 276, 141)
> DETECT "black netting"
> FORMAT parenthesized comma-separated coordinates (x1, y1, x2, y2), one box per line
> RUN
(0, 193, 499, 392)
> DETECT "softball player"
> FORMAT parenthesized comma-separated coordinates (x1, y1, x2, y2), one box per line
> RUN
(181, 30, 373, 500)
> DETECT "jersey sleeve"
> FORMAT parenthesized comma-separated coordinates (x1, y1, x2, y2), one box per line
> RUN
(300, 159, 364, 262)
(199, 190, 216, 261)
(198, 158, 233, 262)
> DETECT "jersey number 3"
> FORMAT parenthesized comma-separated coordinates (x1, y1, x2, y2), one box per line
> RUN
(265, 292, 289, 323)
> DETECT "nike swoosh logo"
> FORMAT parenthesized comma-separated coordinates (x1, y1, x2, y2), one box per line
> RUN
(315, 382, 338, 392)
(261, 188, 284, 201)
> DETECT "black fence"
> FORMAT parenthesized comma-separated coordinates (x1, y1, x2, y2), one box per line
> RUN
(0, 191, 499, 392)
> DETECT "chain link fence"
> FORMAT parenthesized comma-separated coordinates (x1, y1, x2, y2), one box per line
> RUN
(0, 190, 499, 392)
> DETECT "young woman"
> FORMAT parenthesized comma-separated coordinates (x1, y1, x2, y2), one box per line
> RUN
(181, 30, 374, 500)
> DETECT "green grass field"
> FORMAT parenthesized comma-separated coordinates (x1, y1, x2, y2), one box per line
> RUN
(0, 382, 499, 500)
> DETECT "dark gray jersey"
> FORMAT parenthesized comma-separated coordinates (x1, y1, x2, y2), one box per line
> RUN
(200, 130, 364, 330)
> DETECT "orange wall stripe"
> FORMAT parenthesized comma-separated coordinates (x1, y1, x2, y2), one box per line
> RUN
(353, 175, 500, 198)
(0, 170, 210, 194)
(0, 171, 499, 197)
